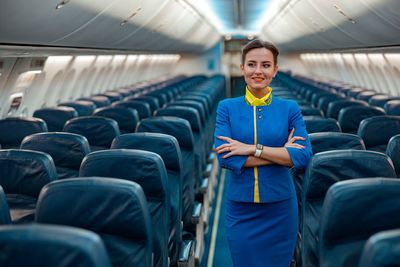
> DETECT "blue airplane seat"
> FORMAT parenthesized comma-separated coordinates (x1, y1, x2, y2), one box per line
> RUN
(146, 92, 168, 107)
(58, 100, 96, 116)
(79, 150, 169, 267)
(0, 224, 111, 267)
(136, 117, 196, 232)
(0, 149, 57, 223)
(0, 186, 11, 225)
(358, 229, 400, 267)
(300, 106, 324, 117)
(96, 92, 123, 103)
(320, 178, 400, 267)
(129, 96, 160, 113)
(301, 150, 396, 267)
(20, 132, 90, 179)
(384, 99, 400, 115)
(177, 95, 211, 116)
(0, 117, 48, 149)
(386, 134, 400, 177)
(338, 105, 385, 134)
(78, 96, 110, 108)
(35, 178, 153, 267)
(304, 117, 341, 133)
(63, 116, 120, 151)
(170, 99, 208, 126)
(309, 132, 366, 154)
(368, 95, 400, 108)
(326, 100, 368, 119)
(358, 115, 400, 152)
(317, 95, 345, 116)
(112, 100, 151, 119)
(356, 91, 379, 102)
(93, 106, 139, 134)
(33, 106, 78, 132)
(111, 133, 193, 266)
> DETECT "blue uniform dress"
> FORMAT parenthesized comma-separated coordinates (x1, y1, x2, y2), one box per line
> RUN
(214, 92, 312, 267)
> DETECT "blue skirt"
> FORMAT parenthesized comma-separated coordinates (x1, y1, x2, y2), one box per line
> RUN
(226, 197, 298, 267)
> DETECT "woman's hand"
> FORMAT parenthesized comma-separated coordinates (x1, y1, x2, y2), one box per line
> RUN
(214, 136, 255, 159)
(285, 128, 305, 149)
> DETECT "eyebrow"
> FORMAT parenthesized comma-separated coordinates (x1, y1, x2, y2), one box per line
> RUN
(247, 60, 272, 63)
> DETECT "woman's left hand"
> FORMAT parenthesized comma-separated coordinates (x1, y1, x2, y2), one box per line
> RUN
(214, 136, 254, 158)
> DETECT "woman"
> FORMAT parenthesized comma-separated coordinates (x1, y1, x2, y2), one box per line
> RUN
(214, 39, 312, 267)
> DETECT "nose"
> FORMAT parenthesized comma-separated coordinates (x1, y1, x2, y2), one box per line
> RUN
(254, 64, 262, 74)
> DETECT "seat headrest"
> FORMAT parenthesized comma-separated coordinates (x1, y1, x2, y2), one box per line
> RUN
(63, 116, 120, 148)
(0, 186, 11, 224)
(304, 150, 396, 200)
(0, 224, 111, 267)
(368, 95, 400, 108)
(310, 132, 365, 154)
(321, 178, 400, 247)
(338, 106, 385, 133)
(304, 118, 341, 133)
(0, 149, 57, 197)
(0, 117, 48, 148)
(80, 149, 168, 201)
(136, 117, 194, 150)
(93, 106, 139, 133)
(58, 101, 96, 116)
(113, 100, 151, 119)
(36, 177, 152, 241)
(130, 96, 160, 112)
(155, 106, 201, 132)
(96, 92, 123, 103)
(33, 107, 78, 132)
(359, 229, 400, 267)
(358, 116, 400, 148)
(170, 100, 207, 123)
(326, 100, 367, 119)
(111, 133, 182, 173)
(21, 132, 90, 169)
(78, 96, 110, 107)
(384, 99, 400, 116)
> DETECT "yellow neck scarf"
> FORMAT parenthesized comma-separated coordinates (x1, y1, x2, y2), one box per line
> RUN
(245, 86, 273, 106)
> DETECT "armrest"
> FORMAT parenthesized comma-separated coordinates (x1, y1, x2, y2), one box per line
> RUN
(203, 163, 213, 177)
(199, 178, 209, 195)
(191, 202, 202, 224)
(177, 239, 196, 267)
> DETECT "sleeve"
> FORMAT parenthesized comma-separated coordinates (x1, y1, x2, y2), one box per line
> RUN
(285, 102, 313, 169)
(214, 101, 248, 175)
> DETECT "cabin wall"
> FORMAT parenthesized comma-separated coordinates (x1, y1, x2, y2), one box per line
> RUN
(0, 54, 180, 118)
(280, 50, 400, 96)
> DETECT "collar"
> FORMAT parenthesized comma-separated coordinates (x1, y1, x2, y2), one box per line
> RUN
(245, 86, 273, 106)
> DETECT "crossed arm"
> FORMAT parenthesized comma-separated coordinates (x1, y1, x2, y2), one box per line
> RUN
(214, 128, 305, 168)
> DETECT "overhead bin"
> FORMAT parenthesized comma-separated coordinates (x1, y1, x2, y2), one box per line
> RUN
(0, 0, 220, 53)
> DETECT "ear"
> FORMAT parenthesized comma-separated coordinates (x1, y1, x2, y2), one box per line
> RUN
(240, 64, 244, 75)
(273, 65, 279, 77)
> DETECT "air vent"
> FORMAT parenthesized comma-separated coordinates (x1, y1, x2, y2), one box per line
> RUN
(56, 0, 70, 10)
(30, 58, 46, 68)
(120, 7, 142, 26)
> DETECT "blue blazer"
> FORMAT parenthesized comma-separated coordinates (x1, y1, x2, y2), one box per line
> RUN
(214, 95, 312, 203)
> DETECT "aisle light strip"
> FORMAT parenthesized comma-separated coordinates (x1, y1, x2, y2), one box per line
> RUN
(207, 168, 226, 267)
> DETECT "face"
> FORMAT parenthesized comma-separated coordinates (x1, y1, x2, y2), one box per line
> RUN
(240, 47, 278, 94)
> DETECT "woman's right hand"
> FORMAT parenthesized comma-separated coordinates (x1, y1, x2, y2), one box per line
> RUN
(284, 128, 305, 149)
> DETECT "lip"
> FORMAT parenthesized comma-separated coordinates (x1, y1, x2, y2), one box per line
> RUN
(252, 77, 264, 82)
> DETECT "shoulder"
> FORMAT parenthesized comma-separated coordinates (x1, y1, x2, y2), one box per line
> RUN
(218, 96, 245, 107)
(272, 96, 300, 111)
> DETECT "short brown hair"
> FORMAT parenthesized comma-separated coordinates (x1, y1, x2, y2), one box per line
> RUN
(241, 39, 279, 65)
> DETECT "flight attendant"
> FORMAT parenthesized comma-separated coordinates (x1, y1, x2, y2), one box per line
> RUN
(214, 39, 312, 267)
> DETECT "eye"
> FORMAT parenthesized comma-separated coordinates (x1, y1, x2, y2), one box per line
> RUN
(263, 63, 271, 68)
(247, 62, 255, 67)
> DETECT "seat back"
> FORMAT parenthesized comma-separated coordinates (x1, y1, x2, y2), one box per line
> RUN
(129, 96, 160, 113)
(320, 178, 400, 267)
(0, 186, 11, 225)
(358, 229, 400, 267)
(338, 106, 385, 134)
(113, 100, 151, 119)
(63, 116, 120, 151)
(0, 117, 47, 148)
(368, 95, 400, 108)
(302, 150, 396, 267)
(136, 117, 195, 228)
(357, 115, 400, 152)
(386, 134, 400, 177)
(309, 132, 365, 154)
(21, 132, 90, 179)
(326, 100, 368, 119)
(35, 178, 153, 267)
(79, 150, 169, 267)
(0, 149, 57, 223)
(58, 101, 96, 116)
(304, 117, 341, 133)
(93, 106, 139, 134)
(0, 224, 112, 267)
(384, 99, 400, 115)
(111, 133, 182, 265)
(78, 96, 110, 107)
(33, 107, 78, 132)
